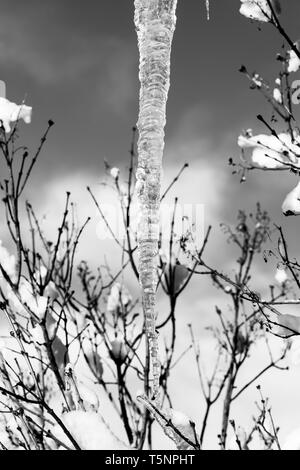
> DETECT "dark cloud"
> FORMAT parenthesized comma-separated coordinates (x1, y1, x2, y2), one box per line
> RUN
(1, 1, 300, 447)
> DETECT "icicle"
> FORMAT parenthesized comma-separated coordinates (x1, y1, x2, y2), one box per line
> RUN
(134, 0, 178, 400)
(206, 0, 210, 20)
(0, 80, 6, 98)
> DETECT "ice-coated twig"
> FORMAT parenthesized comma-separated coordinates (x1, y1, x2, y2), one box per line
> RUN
(134, 0, 178, 399)
(64, 364, 86, 411)
(137, 394, 200, 450)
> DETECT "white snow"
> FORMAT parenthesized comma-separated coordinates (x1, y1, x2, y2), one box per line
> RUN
(239, 0, 272, 22)
(110, 167, 120, 179)
(0, 97, 32, 133)
(288, 49, 300, 74)
(282, 181, 300, 216)
(227, 427, 248, 450)
(7, 279, 48, 319)
(52, 411, 127, 450)
(252, 73, 263, 88)
(275, 267, 288, 284)
(169, 409, 191, 428)
(282, 428, 300, 450)
(29, 323, 45, 345)
(238, 131, 300, 169)
(44, 281, 59, 300)
(0, 241, 16, 281)
(106, 282, 132, 314)
(274, 312, 300, 336)
(76, 382, 100, 410)
(289, 338, 300, 367)
(273, 88, 282, 104)
(166, 407, 198, 450)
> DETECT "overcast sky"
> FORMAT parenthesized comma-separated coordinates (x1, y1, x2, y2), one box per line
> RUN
(1, 0, 300, 449)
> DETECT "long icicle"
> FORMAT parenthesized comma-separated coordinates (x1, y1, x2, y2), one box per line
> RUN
(134, 0, 178, 399)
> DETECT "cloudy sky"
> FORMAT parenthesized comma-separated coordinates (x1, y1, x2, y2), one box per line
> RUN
(1, 0, 300, 449)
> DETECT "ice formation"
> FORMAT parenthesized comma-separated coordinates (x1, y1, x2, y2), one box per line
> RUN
(137, 395, 199, 450)
(206, 0, 210, 20)
(134, 0, 178, 398)
(0, 80, 6, 98)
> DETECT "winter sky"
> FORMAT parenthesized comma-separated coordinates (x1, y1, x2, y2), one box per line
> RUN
(1, 0, 300, 449)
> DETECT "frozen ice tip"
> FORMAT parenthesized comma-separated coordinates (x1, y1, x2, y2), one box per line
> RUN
(0, 80, 6, 98)
(206, 0, 210, 20)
